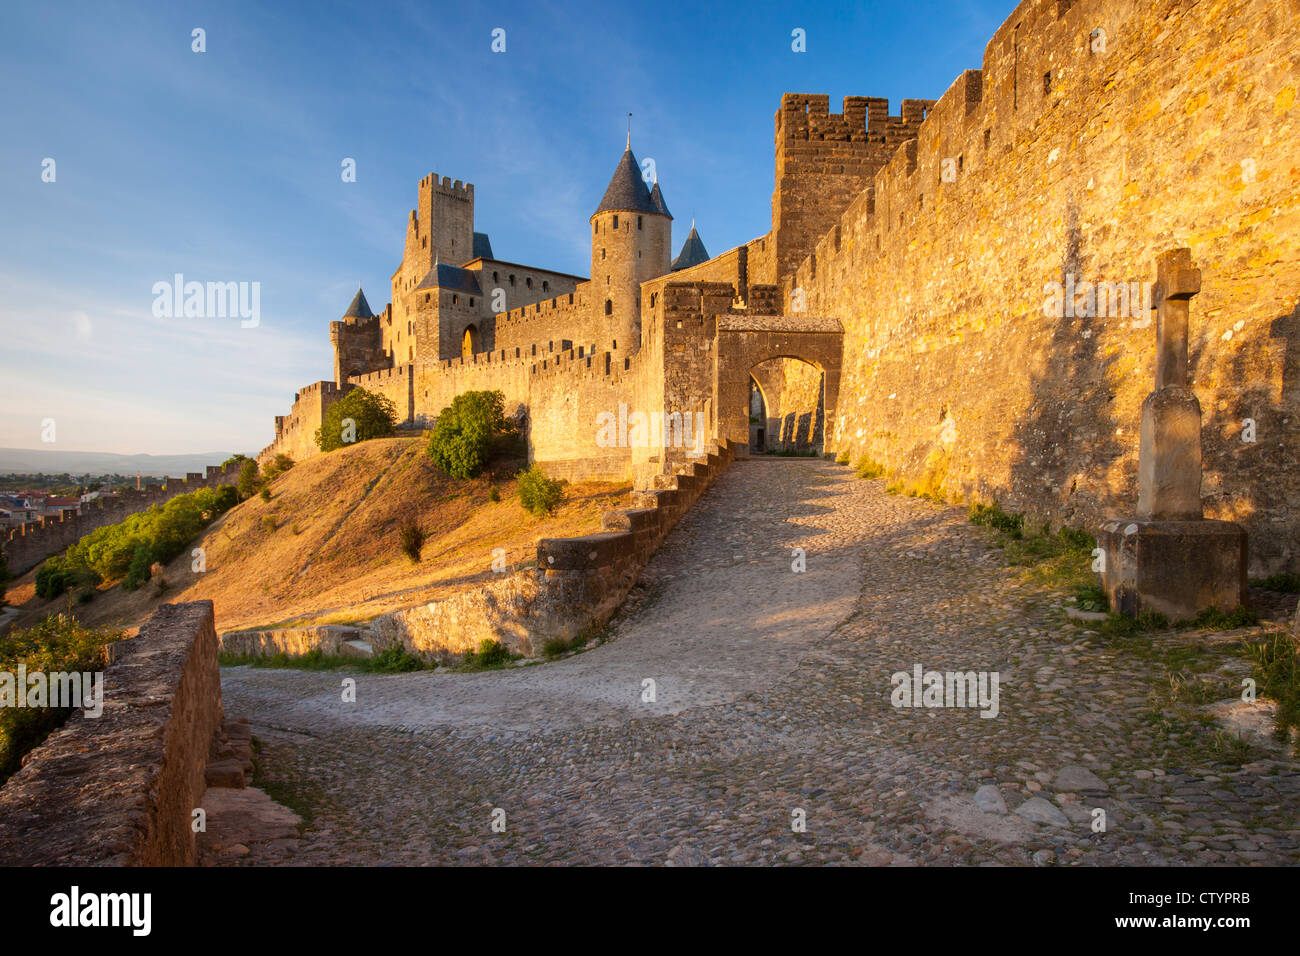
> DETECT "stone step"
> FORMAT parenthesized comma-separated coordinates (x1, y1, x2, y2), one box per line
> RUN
(342, 639, 374, 658)
(204, 759, 247, 789)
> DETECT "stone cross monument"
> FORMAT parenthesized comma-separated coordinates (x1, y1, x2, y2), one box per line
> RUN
(1100, 248, 1248, 622)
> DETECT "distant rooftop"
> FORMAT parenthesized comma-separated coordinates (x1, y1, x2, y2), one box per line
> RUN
(671, 225, 710, 271)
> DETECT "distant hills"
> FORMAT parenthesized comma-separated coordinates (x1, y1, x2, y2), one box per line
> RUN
(0, 447, 237, 478)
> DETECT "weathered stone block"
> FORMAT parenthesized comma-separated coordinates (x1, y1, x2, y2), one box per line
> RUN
(1137, 387, 1202, 520)
(1100, 519, 1248, 622)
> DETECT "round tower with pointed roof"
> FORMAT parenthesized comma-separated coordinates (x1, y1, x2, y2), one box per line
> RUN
(590, 145, 671, 352)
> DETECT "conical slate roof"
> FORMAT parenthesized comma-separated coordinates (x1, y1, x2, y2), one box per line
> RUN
(649, 181, 672, 219)
(671, 225, 710, 271)
(593, 148, 659, 217)
(344, 288, 374, 318)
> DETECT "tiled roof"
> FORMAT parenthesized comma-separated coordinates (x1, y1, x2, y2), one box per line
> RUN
(472, 232, 494, 260)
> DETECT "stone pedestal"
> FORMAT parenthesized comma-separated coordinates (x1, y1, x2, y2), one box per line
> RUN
(1100, 519, 1248, 622)
(1137, 387, 1202, 520)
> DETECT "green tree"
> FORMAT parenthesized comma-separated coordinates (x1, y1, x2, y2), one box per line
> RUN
(237, 459, 261, 499)
(315, 389, 398, 452)
(426, 390, 507, 479)
(122, 541, 153, 591)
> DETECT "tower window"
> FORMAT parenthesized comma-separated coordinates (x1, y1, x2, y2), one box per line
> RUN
(470, 298, 474, 306)
(594, 222, 598, 235)
(542, 281, 549, 292)
(604, 299, 613, 315)
(601, 249, 606, 260)
(453, 294, 458, 304)
(509, 274, 515, 286)
(637, 216, 643, 230)
(493, 271, 498, 282)
(526, 277, 532, 289)
(613, 215, 619, 229)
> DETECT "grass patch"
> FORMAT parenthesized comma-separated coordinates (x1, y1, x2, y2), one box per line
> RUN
(855, 456, 887, 480)
(1251, 573, 1300, 593)
(541, 622, 606, 659)
(1247, 632, 1300, 752)
(455, 639, 519, 672)
(970, 503, 1097, 593)
(218, 646, 434, 672)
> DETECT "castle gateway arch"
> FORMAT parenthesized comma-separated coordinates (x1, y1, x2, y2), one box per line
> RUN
(713, 314, 843, 458)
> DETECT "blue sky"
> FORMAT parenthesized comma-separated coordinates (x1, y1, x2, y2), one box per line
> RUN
(0, 0, 1010, 455)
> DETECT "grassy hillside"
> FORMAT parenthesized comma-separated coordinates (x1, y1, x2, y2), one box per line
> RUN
(6, 437, 630, 635)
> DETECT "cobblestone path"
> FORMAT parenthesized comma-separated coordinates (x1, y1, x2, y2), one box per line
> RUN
(222, 458, 1300, 866)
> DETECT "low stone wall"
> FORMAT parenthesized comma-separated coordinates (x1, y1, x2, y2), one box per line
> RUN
(0, 601, 224, 866)
(220, 625, 363, 658)
(373, 440, 737, 659)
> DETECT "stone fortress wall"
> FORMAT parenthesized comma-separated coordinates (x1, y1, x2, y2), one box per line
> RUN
(792, 0, 1300, 575)
(258, 0, 1297, 574)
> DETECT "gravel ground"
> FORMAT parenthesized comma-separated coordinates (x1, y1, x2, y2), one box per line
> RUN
(220, 458, 1300, 866)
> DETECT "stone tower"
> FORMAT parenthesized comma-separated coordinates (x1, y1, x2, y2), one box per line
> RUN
(392, 175, 475, 328)
(590, 147, 671, 352)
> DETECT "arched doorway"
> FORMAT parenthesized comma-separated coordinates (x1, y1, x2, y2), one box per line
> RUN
(747, 356, 825, 455)
(712, 313, 843, 458)
(461, 325, 478, 359)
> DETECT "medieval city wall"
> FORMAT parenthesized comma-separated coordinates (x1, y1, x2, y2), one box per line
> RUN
(3, 464, 241, 576)
(795, 0, 1300, 574)
(351, 364, 416, 425)
(258, 380, 351, 467)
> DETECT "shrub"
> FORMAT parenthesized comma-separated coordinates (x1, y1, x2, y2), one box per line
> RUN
(488, 486, 500, 503)
(261, 515, 278, 534)
(458, 639, 515, 671)
(259, 486, 272, 502)
(427, 390, 507, 479)
(34, 558, 98, 601)
(0, 615, 122, 784)
(517, 465, 565, 516)
(315, 388, 398, 452)
(222, 453, 250, 469)
(835, 450, 851, 465)
(263, 453, 295, 482)
(399, 523, 426, 563)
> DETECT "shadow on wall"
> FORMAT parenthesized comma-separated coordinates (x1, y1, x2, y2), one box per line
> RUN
(1004, 197, 1127, 529)
(1193, 297, 1300, 574)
